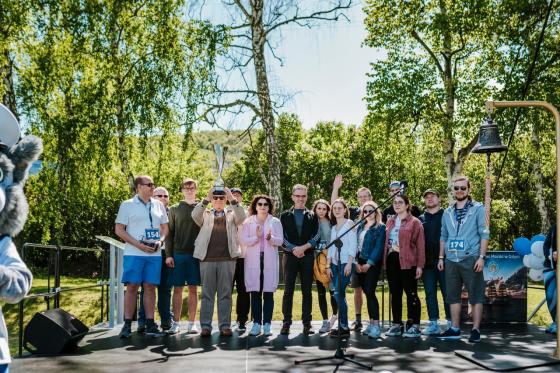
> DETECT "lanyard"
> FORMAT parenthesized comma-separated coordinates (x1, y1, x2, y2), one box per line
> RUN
(141, 199, 154, 229)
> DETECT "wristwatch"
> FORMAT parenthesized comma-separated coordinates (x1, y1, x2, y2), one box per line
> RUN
(479, 255, 486, 260)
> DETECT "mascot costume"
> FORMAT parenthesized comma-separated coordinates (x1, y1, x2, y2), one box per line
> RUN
(0, 103, 41, 370)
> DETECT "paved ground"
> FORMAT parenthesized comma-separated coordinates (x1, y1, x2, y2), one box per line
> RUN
(12, 322, 560, 372)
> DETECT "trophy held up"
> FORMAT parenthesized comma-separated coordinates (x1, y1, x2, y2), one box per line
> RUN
(213, 144, 228, 192)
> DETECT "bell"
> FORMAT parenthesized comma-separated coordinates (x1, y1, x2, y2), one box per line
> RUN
(472, 116, 508, 153)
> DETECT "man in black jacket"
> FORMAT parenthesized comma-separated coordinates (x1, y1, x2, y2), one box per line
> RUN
(419, 189, 450, 335)
(280, 184, 320, 335)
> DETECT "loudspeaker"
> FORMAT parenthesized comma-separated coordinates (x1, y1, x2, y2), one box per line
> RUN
(24, 308, 89, 355)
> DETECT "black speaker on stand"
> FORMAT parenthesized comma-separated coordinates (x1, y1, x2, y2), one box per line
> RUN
(23, 308, 89, 355)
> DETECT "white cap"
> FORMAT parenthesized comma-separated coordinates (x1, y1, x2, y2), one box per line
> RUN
(0, 104, 21, 148)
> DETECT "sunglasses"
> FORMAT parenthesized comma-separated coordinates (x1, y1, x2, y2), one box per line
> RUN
(140, 182, 155, 188)
(182, 186, 196, 191)
(363, 209, 374, 214)
(155, 194, 169, 198)
(453, 186, 468, 191)
(257, 202, 269, 207)
(212, 196, 226, 200)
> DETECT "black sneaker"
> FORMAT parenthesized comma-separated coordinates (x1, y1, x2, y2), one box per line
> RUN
(438, 328, 461, 340)
(303, 324, 315, 335)
(119, 323, 132, 338)
(237, 321, 247, 332)
(137, 323, 146, 334)
(161, 320, 172, 331)
(145, 324, 164, 337)
(468, 329, 481, 343)
(280, 322, 290, 335)
(329, 327, 350, 338)
(352, 321, 363, 331)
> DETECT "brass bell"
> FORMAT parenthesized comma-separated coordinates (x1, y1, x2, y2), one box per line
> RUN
(472, 116, 508, 153)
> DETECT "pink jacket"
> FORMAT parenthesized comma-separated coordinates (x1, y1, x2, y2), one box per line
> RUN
(239, 214, 284, 292)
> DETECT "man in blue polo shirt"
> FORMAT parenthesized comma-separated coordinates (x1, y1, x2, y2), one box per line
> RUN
(115, 175, 169, 338)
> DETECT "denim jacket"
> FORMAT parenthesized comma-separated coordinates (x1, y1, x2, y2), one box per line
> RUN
(358, 223, 386, 265)
(441, 200, 489, 262)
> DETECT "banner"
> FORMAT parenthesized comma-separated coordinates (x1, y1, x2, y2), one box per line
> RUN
(461, 251, 527, 323)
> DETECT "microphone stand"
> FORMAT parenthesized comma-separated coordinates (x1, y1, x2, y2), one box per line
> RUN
(294, 187, 404, 371)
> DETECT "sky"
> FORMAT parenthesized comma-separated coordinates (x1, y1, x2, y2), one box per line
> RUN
(197, 1, 385, 129)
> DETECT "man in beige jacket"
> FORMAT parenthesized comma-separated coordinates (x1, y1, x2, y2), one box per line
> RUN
(192, 186, 246, 336)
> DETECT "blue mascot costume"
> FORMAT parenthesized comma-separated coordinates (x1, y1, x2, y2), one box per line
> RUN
(0, 103, 41, 371)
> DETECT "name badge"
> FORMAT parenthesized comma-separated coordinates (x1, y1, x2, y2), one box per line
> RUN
(448, 239, 465, 251)
(145, 228, 160, 240)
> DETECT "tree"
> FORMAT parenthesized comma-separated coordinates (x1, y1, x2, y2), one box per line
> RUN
(197, 0, 352, 212)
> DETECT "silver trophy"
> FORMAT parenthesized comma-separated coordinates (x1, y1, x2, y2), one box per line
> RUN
(213, 144, 228, 192)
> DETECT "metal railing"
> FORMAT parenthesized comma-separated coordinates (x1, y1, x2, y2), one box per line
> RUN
(17, 242, 108, 357)
(95, 236, 125, 328)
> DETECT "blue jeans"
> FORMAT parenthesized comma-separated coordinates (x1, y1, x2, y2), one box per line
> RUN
(423, 267, 450, 321)
(331, 263, 354, 328)
(138, 250, 173, 325)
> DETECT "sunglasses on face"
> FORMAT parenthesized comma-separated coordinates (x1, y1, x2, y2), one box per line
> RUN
(257, 202, 269, 207)
(155, 194, 169, 198)
(453, 186, 468, 191)
(140, 182, 155, 188)
(213, 196, 225, 200)
(363, 209, 374, 214)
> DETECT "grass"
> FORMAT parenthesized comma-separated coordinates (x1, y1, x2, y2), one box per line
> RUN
(4, 275, 552, 356)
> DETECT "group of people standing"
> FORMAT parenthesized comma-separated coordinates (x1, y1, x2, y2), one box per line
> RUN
(114, 173, 489, 343)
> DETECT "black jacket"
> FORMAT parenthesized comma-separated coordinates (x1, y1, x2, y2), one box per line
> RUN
(280, 207, 319, 254)
(544, 224, 557, 269)
(419, 209, 444, 269)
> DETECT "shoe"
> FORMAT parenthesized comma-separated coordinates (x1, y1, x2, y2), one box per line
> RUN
(249, 323, 261, 336)
(263, 323, 272, 336)
(161, 320, 172, 331)
(145, 323, 164, 337)
(280, 322, 290, 335)
(137, 322, 146, 334)
(403, 325, 421, 338)
(200, 328, 211, 337)
(363, 324, 373, 336)
(237, 321, 247, 332)
(187, 322, 199, 334)
(385, 324, 403, 337)
(422, 321, 441, 336)
(369, 325, 381, 339)
(468, 328, 481, 343)
(328, 314, 338, 329)
(329, 327, 350, 338)
(119, 323, 132, 338)
(546, 322, 557, 334)
(167, 321, 180, 335)
(319, 320, 330, 333)
(220, 327, 233, 337)
(438, 327, 461, 340)
(303, 324, 315, 335)
(446, 319, 452, 330)
(352, 320, 363, 331)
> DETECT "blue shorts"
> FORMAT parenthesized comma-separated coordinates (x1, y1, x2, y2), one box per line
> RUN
(122, 255, 162, 285)
(169, 253, 201, 286)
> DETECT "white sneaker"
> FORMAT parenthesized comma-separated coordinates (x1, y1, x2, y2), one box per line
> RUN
(167, 321, 180, 335)
(319, 320, 330, 333)
(369, 325, 381, 339)
(187, 322, 199, 334)
(328, 314, 338, 329)
(263, 323, 272, 336)
(363, 324, 374, 336)
(422, 320, 441, 335)
(249, 322, 261, 336)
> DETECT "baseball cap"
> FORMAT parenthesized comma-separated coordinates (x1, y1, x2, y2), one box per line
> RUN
(230, 187, 243, 195)
(423, 188, 440, 197)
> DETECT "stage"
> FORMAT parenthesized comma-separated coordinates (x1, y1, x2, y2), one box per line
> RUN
(12, 322, 560, 372)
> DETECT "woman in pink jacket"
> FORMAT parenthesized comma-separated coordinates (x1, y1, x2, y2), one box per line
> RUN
(240, 194, 284, 336)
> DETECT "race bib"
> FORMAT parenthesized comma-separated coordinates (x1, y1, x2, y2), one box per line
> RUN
(448, 239, 465, 251)
(144, 228, 160, 240)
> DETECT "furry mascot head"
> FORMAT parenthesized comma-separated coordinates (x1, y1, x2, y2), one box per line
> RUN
(0, 104, 42, 236)
(0, 103, 41, 364)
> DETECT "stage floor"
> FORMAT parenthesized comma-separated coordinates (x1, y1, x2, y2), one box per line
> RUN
(12, 322, 560, 372)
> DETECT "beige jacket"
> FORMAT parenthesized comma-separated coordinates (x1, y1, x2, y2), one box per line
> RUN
(191, 202, 246, 261)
